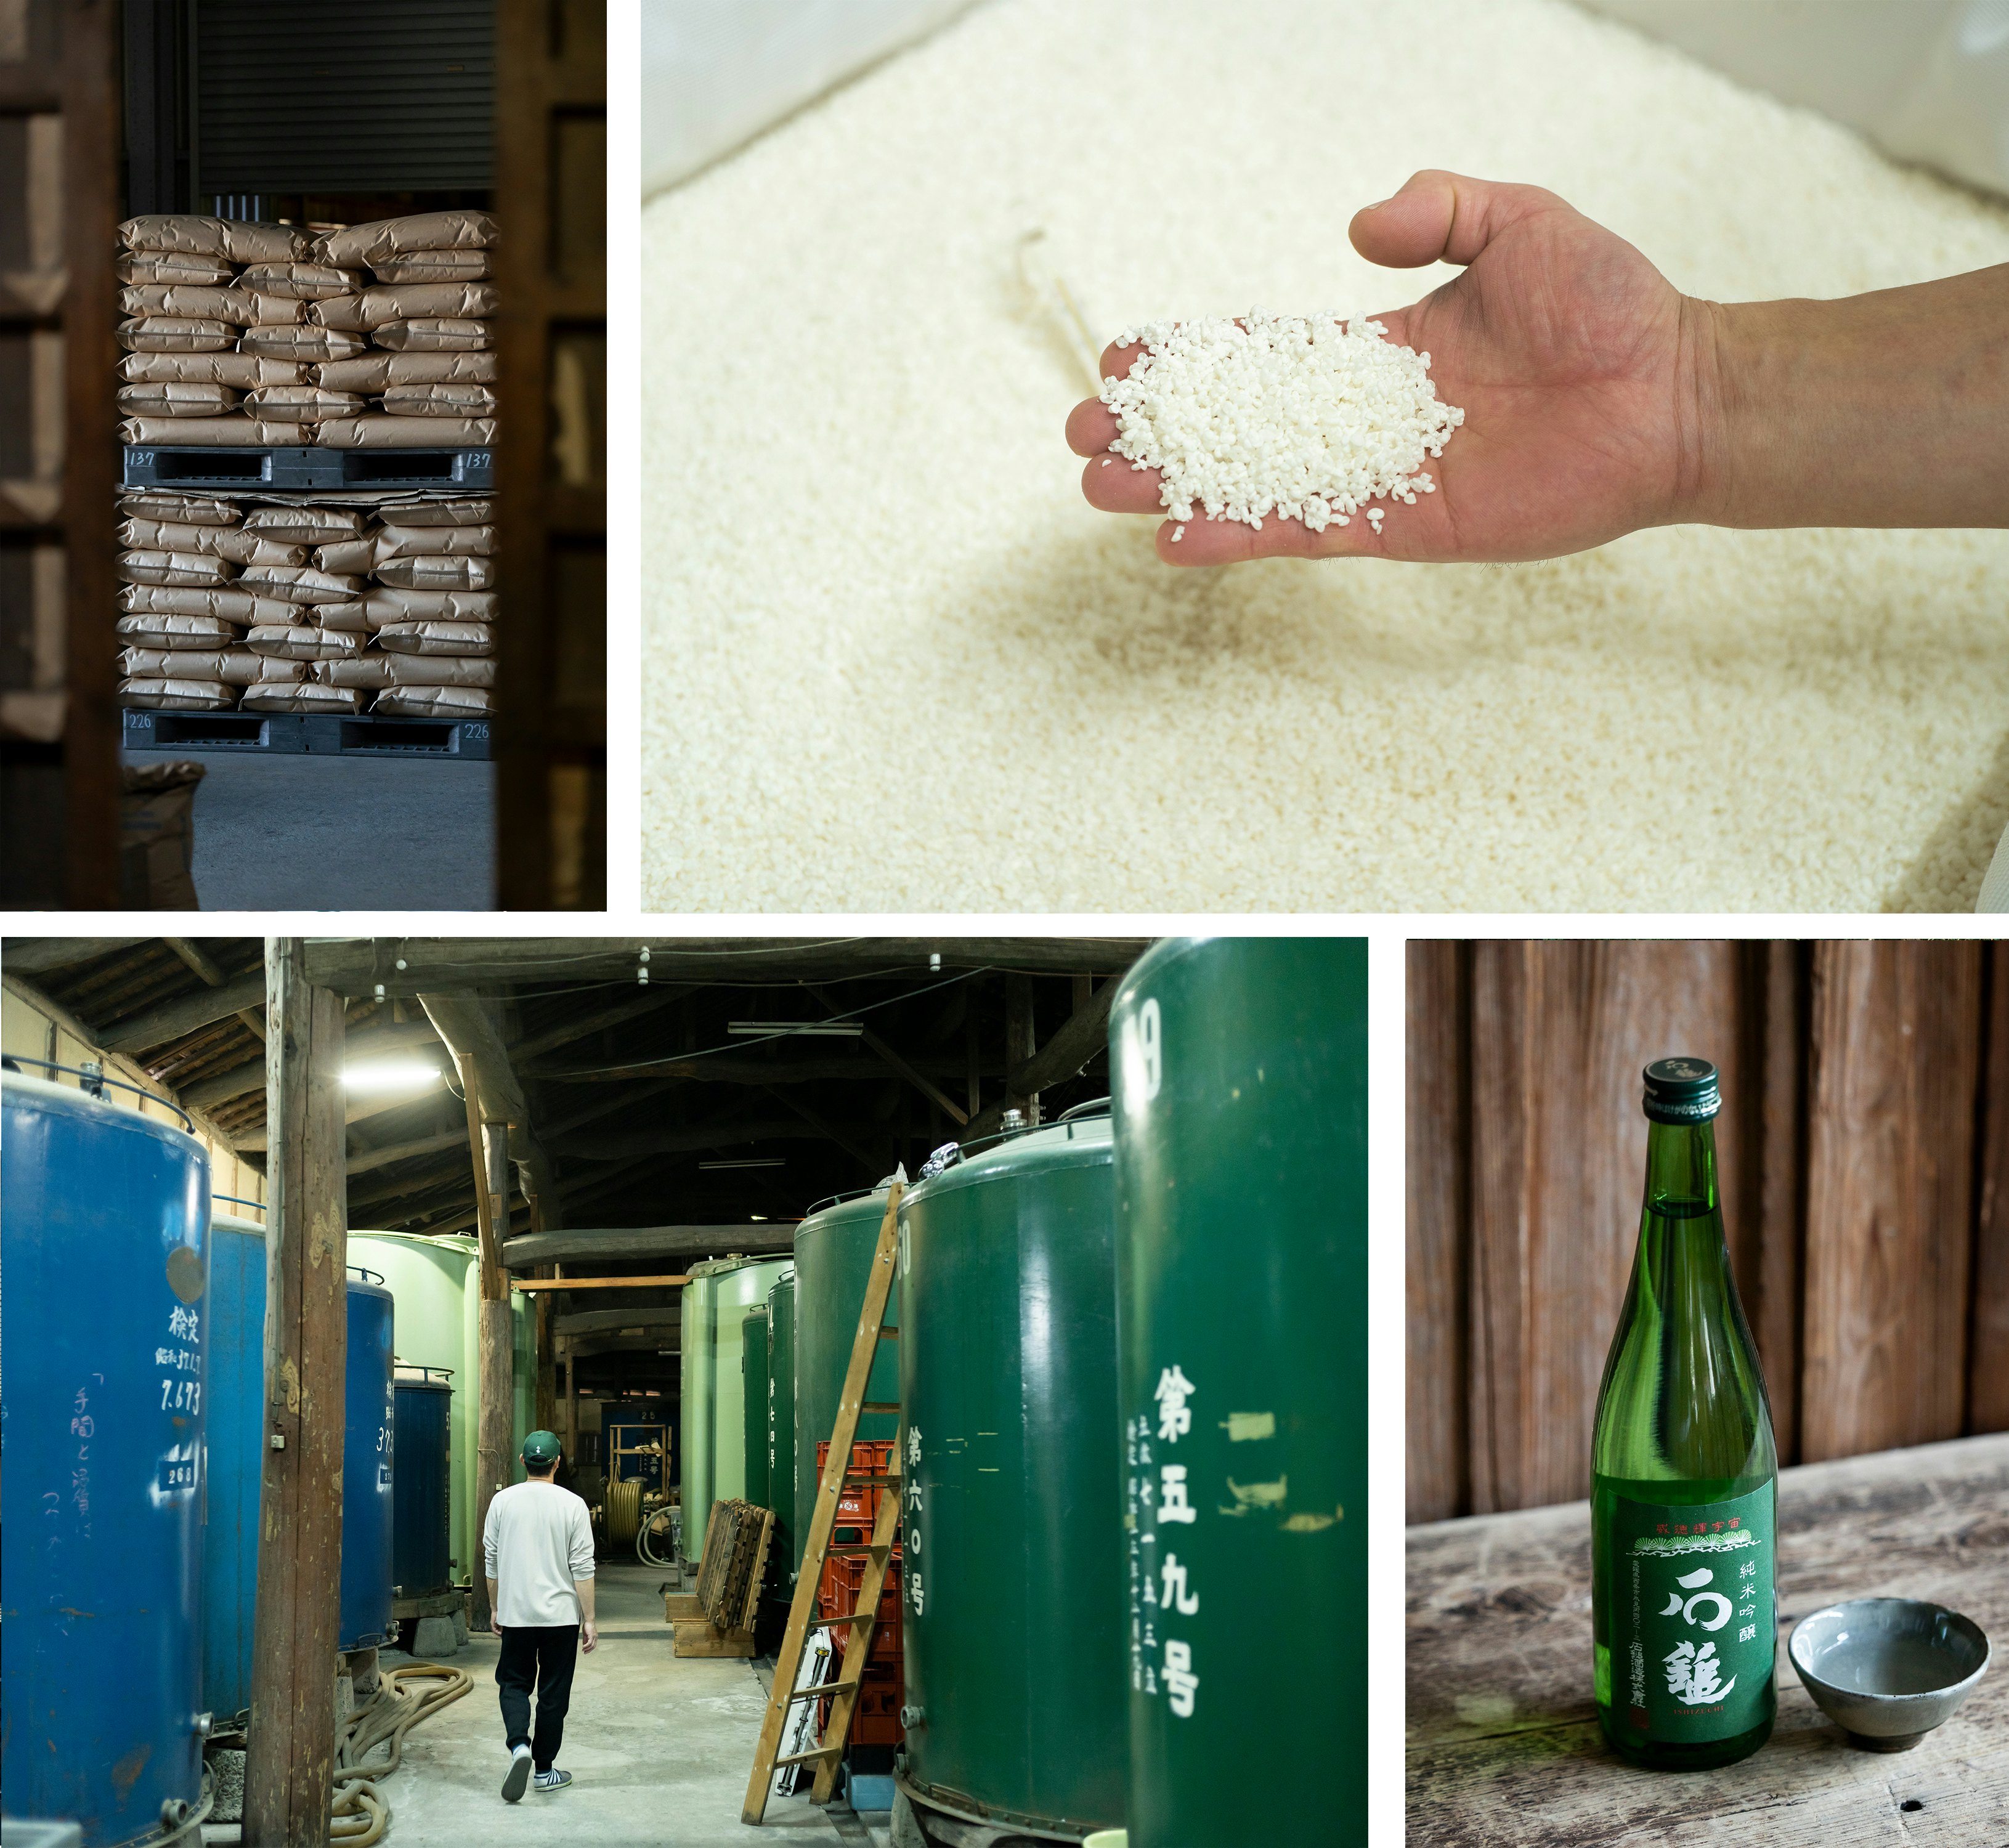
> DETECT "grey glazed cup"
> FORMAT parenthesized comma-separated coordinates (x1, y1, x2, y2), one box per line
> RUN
(1787, 1597, 1991, 1751)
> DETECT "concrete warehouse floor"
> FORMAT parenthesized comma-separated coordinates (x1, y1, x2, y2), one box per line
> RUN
(360, 1565, 888, 1848)
(123, 751, 495, 909)
(640, 0, 2009, 912)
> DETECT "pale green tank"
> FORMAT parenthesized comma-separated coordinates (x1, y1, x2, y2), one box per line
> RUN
(680, 1254, 790, 1552)
(348, 1230, 534, 1585)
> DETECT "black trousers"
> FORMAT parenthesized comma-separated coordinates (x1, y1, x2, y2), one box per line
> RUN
(495, 1624, 579, 1771)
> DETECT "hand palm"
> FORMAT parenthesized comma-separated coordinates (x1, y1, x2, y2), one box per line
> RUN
(1069, 175, 1699, 565)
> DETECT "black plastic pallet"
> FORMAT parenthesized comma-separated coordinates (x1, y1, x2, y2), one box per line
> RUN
(124, 707, 491, 761)
(121, 445, 492, 493)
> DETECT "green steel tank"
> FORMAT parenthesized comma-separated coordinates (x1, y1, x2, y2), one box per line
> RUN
(742, 1303, 773, 1511)
(766, 1271, 797, 1580)
(791, 1186, 899, 1573)
(679, 1254, 790, 1546)
(898, 1108, 1124, 1839)
(1108, 937, 1369, 1847)
(347, 1230, 535, 1586)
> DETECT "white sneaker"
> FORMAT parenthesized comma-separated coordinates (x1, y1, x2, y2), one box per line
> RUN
(502, 1745, 532, 1802)
(534, 1768, 574, 1793)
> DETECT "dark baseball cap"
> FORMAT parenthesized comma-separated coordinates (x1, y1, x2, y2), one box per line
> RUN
(522, 1430, 562, 1464)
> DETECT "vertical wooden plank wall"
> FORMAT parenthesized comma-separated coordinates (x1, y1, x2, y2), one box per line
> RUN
(1971, 942, 2009, 1433)
(495, 0, 606, 909)
(1407, 939, 2002, 1523)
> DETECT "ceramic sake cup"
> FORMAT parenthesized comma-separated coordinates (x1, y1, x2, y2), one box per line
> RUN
(1787, 1597, 1990, 1751)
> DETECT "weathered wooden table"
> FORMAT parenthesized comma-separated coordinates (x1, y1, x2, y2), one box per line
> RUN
(1408, 1435, 2009, 1844)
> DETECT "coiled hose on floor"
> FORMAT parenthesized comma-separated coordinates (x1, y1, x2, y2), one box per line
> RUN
(331, 1661, 473, 1846)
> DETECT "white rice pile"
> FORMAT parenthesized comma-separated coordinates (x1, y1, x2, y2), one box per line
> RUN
(641, 0, 2009, 912)
(1102, 313, 1462, 537)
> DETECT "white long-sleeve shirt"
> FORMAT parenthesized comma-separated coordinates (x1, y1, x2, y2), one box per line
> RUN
(482, 1480, 596, 1627)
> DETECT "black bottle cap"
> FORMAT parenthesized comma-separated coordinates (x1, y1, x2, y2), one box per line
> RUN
(1642, 1057, 1720, 1124)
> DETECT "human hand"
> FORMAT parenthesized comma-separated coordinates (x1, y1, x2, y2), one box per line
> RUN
(1066, 169, 1715, 566)
(581, 1620, 597, 1653)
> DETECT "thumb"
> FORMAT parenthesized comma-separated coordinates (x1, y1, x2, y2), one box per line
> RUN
(1350, 170, 1567, 269)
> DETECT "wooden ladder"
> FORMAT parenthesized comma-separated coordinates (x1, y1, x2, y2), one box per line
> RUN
(742, 1183, 904, 1822)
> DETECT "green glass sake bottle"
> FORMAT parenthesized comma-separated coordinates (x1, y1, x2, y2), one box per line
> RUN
(1591, 1058, 1777, 1770)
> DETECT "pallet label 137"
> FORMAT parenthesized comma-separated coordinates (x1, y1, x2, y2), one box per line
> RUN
(1609, 1487, 1774, 1740)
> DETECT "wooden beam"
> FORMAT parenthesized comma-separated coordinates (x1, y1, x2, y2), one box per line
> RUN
(962, 973, 1119, 1142)
(567, 1331, 684, 1358)
(554, 1305, 683, 1337)
(163, 936, 227, 985)
(764, 1083, 880, 1173)
(554, 1116, 821, 1161)
(513, 1275, 690, 1292)
(346, 1125, 468, 1178)
(303, 937, 1151, 994)
(808, 982, 967, 1125)
(504, 1225, 794, 1267)
(532, 1050, 910, 1085)
(421, 989, 558, 1234)
(245, 939, 346, 1848)
(98, 966, 267, 1052)
(511, 984, 691, 1061)
(0, 936, 149, 974)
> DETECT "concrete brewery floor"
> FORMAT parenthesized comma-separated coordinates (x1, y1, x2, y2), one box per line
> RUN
(124, 751, 495, 909)
(366, 1565, 888, 1848)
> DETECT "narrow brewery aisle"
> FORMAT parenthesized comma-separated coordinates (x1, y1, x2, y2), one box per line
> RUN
(371, 1566, 882, 1848)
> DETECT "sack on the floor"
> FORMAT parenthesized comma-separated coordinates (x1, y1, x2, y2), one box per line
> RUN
(235, 261, 365, 299)
(120, 214, 310, 264)
(238, 324, 371, 362)
(317, 210, 498, 267)
(118, 415, 299, 447)
(312, 282, 498, 330)
(117, 676, 237, 710)
(118, 492, 242, 527)
(118, 316, 236, 353)
(371, 554, 496, 591)
(116, 610, 248, 646)
(243, 385, 368, 422)
(118, 549, 235, 588)
(354, 586, 497, 624)
(373, 620, 495, 656)
(371, 498, 493, 529)
(236, 564, 369, 605)
(246, 623, 364, 660)
(315, 415, 495, 448)
(381, 382, 497, 418)
(118, 583, 296, 624)
(118, 252, 237, 286)
(116, 381, 241, 418)
(370, 249, 492, 284)
(119, 351, 307, 389)
(375, 522, 496, 560)
(314, 536, 377, 574)
(119, 284, 259, 325)
(240, 683, 364, 713)
(240, 505, 371, 543)
(315, 351, 497, 391)
(373, 684, 493, 717)
(369, 318, 492, 352)
(119, 760, 206, 907)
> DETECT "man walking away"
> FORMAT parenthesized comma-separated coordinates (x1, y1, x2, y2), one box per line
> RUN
(484, 1430, 597, 1801)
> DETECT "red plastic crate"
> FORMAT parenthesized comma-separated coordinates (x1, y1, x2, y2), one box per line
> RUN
(816, 1438, 897, 1528)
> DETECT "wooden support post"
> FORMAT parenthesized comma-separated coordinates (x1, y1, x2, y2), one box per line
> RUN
(245, 939, 347, 1848)
(1005, 973, 1038, 1124)
(474, 1117, 516, 1629)
(535, 1262, 558, 1435)
(563, 1332, 579, 1465)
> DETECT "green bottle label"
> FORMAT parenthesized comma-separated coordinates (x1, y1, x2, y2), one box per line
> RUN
(1609, 1486, 1774, 1740)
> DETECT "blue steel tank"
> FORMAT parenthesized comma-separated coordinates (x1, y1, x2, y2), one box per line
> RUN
(341, 1268, 397, 1649)
(201, 1213, 269, 1725)
(392, 1368, 453, 1599)
(1, 1070, 210, 1847)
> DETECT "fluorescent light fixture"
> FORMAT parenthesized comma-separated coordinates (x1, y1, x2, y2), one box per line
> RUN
(697, 1157, 786, 1170)
(342, 1058, 442, 1094)
(726, 1020, 864, 1037)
